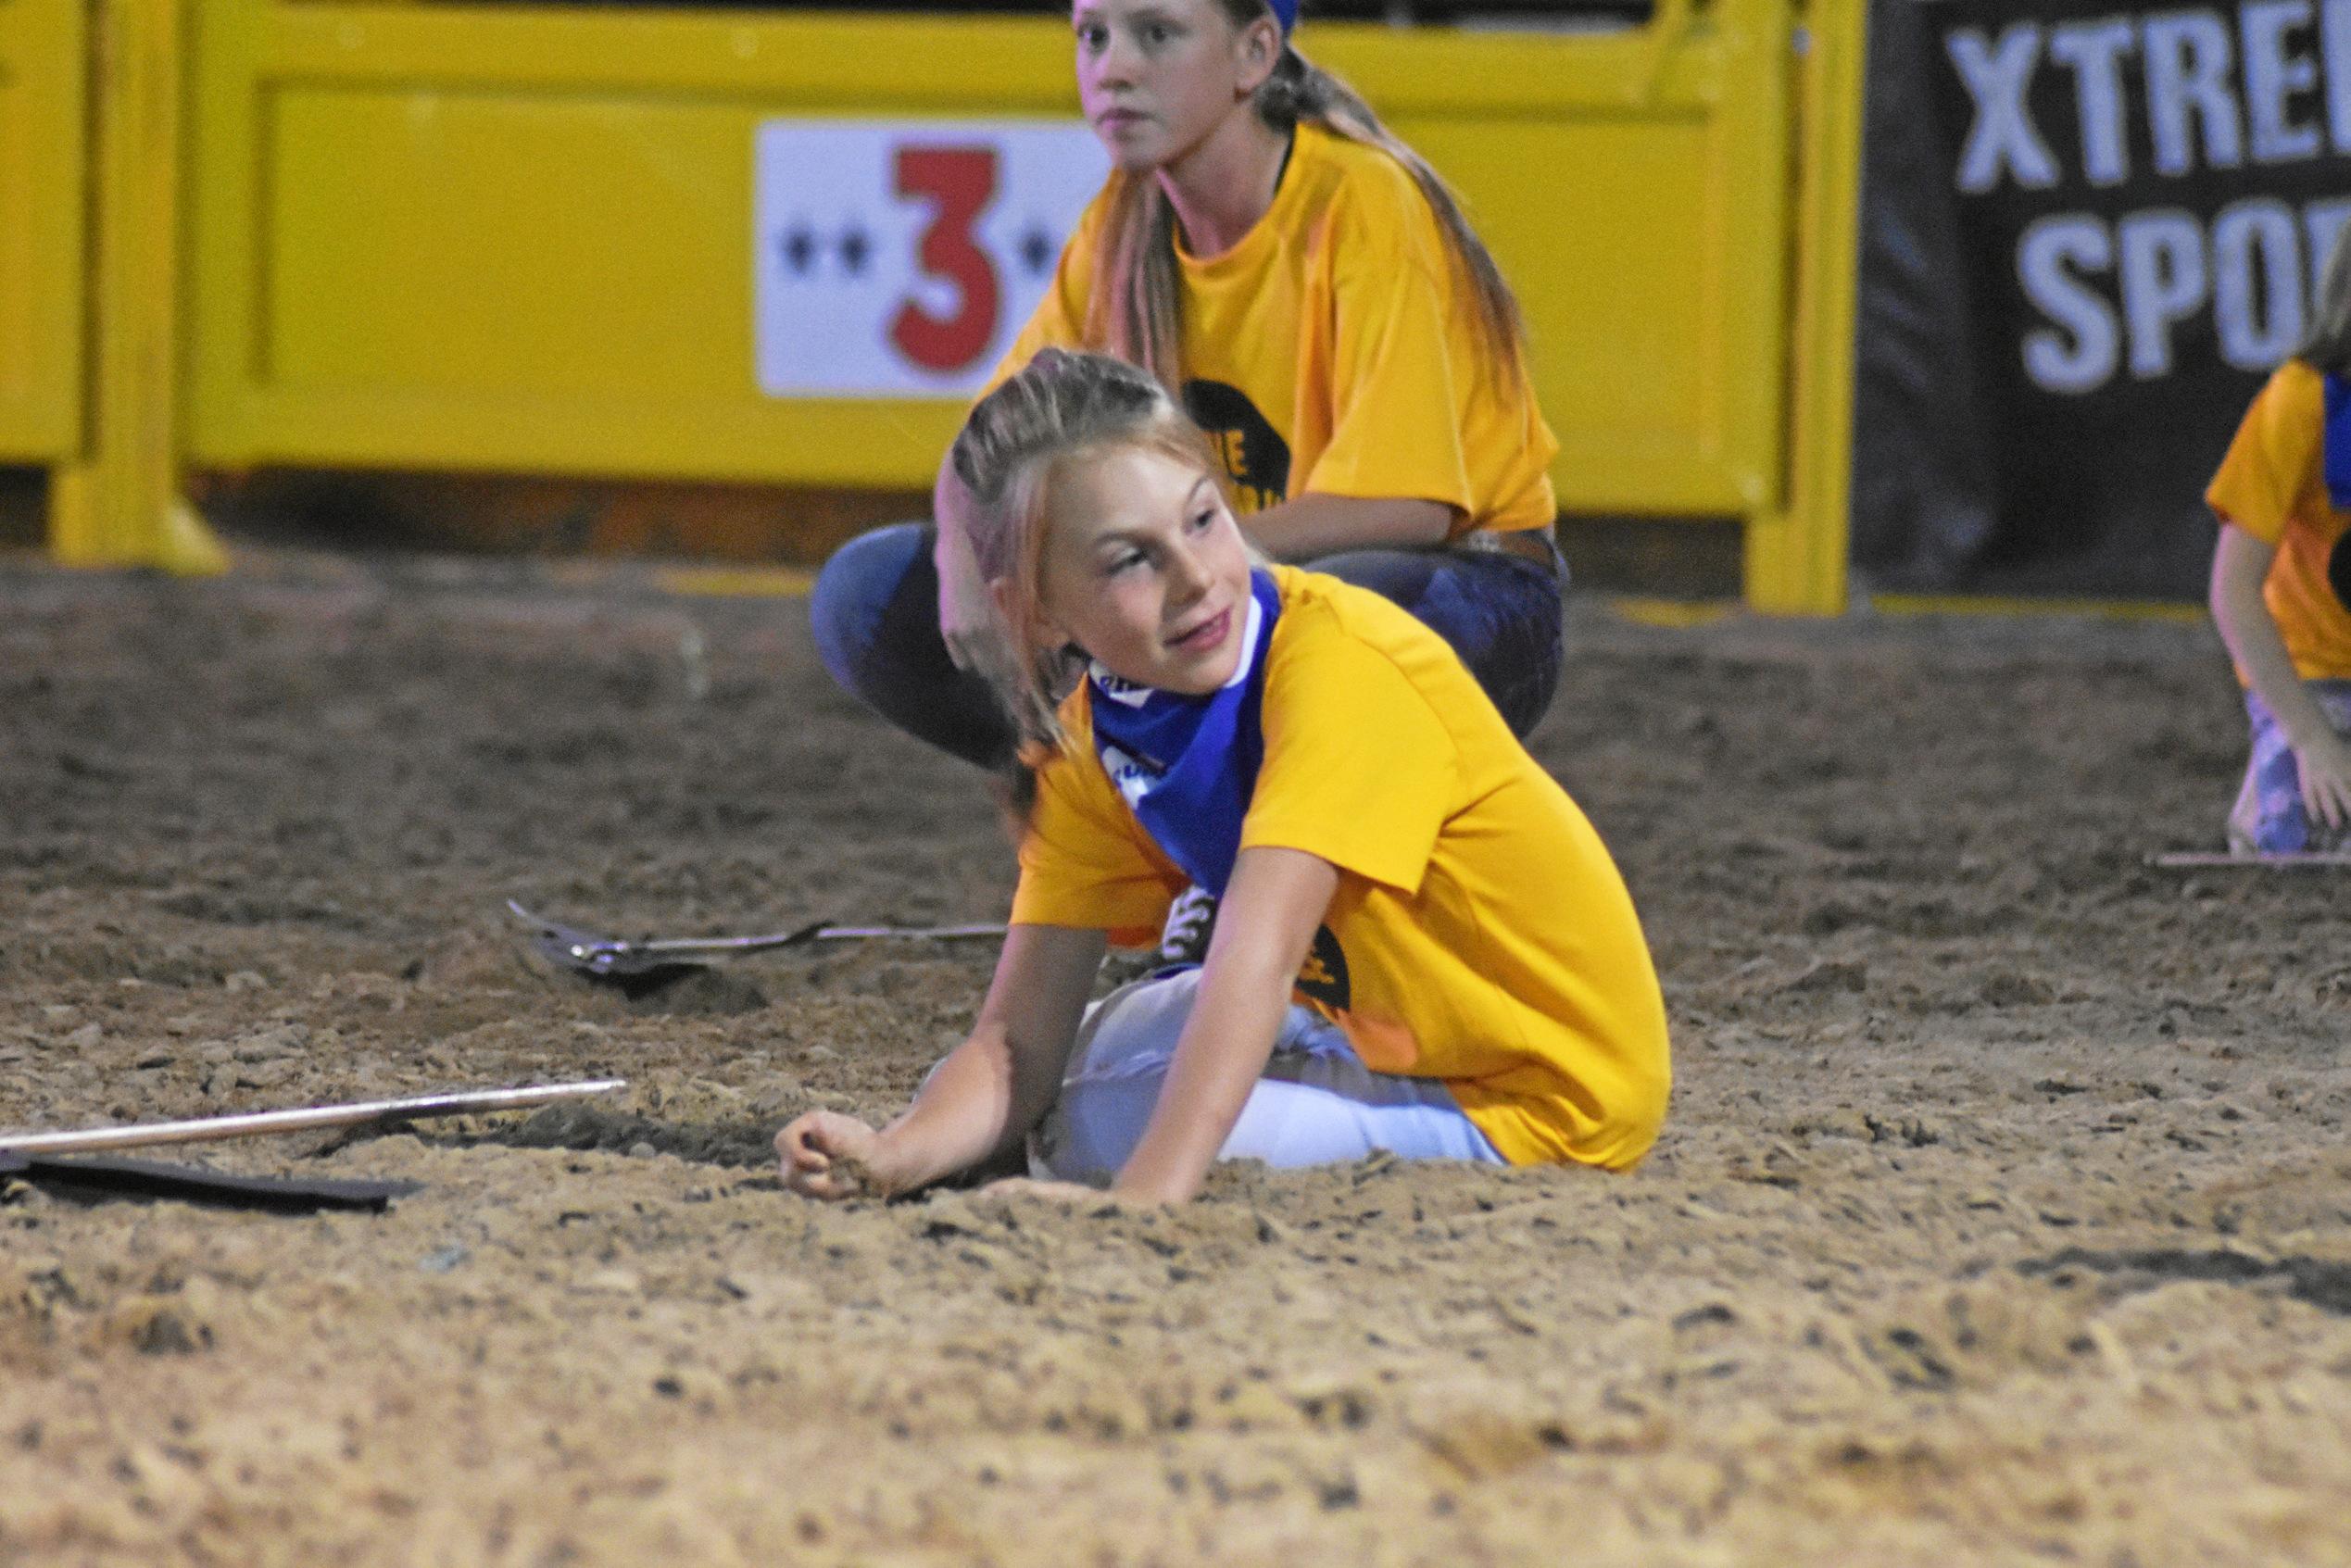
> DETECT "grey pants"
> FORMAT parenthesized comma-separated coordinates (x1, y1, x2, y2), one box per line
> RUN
(1029, 970, 1504, 1185)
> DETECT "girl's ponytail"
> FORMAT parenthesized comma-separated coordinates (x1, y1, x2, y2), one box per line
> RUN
(1087, 174, 1187, 392)
(1256, 46, 1528, 385)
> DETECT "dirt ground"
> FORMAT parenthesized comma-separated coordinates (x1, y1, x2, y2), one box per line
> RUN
(4, 548, 2349, 1567)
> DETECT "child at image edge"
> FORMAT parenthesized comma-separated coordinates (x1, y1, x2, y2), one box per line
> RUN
(2208, 228, 2351, 853)
(778, 350, 1669, 1206)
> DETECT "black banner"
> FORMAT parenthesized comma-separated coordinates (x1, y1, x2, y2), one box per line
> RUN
(1855, 0, 2351, 596)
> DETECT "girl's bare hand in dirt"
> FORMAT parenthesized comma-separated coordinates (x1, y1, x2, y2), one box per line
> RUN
(776, 1111, 882, 1200)
(2294, 731, 2351, 833)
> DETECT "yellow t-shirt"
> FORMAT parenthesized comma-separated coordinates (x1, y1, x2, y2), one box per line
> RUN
(2206, 360, 2351, 680)
(992, 123, 1559, 538)
(1009, 567, 1670, 1170)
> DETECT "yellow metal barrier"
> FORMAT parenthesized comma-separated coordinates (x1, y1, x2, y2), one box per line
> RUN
(57, 0, 1863, 610)
(1745, 0, 1865, 613)
(0, 0, 84, 463)
(1339, 0, 1798, 523)
(185, 0, 1799, 513)
(50, 1, 224, 572)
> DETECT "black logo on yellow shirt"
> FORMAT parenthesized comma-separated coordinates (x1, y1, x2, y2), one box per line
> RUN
(1182, 380, 1291, 512)
(2331, 532, 2351, 611)
(1294, 924, 1351, 1010)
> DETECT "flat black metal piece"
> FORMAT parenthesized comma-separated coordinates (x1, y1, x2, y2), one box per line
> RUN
(0, 1151, 422, 1213)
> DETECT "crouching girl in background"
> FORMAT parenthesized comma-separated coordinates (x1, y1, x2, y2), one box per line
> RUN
(2208, 229, 2351, 853)
(777, 351, 1666, 1205)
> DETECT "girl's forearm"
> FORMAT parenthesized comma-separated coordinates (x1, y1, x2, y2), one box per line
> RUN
(1113, 848, 1339, 1203)
(867, 1034, 1017, 1194)
(873, 1023, 1072, 1194)
(1112, 960, 1293, 1202)
(2211, 528, 2335, 746)
(1243, 494, 1454, 561)
(864, 924, 1104, 1195)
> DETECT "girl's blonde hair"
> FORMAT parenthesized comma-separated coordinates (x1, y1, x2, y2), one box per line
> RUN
(1087, 0, 1528, 392)
(951, 347, 1229, 748)
(2299, 223, 2351, 375)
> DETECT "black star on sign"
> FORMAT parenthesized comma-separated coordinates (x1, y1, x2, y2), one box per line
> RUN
(1020, 227, 1057, 277)
(838, 226, 872, 277)
(780, 226, 818, 276)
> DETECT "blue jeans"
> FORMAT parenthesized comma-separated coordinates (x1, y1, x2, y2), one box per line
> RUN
(811, 521, 1566, 769)
(2229, 680, 2351, 852)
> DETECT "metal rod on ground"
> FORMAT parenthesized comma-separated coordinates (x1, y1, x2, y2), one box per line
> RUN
(613, 920, 1009, 957)
(2147, 852, 2351, 869)
(508, 899, 1008, 980)
(0, 1079, 628, 1157)
(801, 922, 1006, 942)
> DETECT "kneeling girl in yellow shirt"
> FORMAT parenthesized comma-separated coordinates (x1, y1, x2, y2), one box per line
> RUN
(2207, 228, 2351, 851)
(777, 350, 1668, 1205)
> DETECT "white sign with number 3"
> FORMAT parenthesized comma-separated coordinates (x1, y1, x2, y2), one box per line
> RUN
(754, 119, 1109, 399)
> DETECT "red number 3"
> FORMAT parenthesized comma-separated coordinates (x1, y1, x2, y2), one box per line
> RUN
(891, 146, 1001, 374)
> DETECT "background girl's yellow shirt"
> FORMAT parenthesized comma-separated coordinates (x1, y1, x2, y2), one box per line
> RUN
(1011, 568, 1670, 1172)
(2206, 361, 2351, 681)
(994, 124, 1559, 537)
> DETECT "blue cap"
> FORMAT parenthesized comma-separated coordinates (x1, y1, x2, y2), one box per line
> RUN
(1269, 0, 1298, 34)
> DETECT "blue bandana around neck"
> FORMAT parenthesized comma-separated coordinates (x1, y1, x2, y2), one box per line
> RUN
(2326, 374, 2351, 510)
(1087, 570, 1283, 897)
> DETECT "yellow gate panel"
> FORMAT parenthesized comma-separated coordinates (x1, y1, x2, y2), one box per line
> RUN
(0, 0, 84, 462)
(1314, 0, 1793, 517)
(187, 0, 1793, 514)
(187, 2, 1079, 484)
(262, 91, 759, 401)
(1402, 112, 1780, 516)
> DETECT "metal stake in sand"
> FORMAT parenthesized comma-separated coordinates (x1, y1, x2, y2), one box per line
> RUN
(0, 1079, 627, 1157)
(2146, 851, 2351, 869)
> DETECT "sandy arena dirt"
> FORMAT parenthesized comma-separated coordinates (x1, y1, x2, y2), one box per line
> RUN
(3, 549, 2349, 1566)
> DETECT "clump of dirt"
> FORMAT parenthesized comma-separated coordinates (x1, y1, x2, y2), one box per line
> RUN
(469, 1102, 778, 1167)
